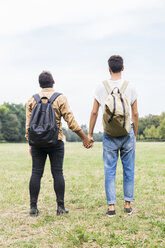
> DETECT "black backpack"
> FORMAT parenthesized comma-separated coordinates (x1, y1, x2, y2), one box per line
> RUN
(28, 92, 61, 147)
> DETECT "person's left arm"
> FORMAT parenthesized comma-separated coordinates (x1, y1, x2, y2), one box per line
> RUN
(25, 97, 34, 155)
(131, 99, 139, 147)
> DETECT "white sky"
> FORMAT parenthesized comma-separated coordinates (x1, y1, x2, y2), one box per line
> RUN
(0, 0, 165, 131)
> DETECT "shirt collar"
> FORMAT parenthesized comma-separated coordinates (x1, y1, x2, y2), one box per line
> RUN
(41, 88, 54, 92)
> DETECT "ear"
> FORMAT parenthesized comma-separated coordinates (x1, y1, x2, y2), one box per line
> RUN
(53, 80, 55, 85)
(122, 66, 124, 71)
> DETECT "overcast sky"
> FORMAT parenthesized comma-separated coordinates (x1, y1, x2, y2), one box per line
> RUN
(0, 0, 165, 131)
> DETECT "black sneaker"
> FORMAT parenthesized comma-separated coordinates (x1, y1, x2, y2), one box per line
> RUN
(57, 206, 69, 216)
(106, 210, 116, 217)
(124, 207, 133, 215)
(30, 206, 39, 217)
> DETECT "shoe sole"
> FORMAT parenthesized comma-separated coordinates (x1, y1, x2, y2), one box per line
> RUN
(30, 214, 38, 217)
(106, 213, 116, 218)
(127, 210, 133, 215)
(30, 211, 39, 217)
(124, 208, 133, 215)
(57, 212, 69, 216)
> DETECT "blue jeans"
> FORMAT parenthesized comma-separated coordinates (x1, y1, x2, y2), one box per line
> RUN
(103, 126, 135, 205)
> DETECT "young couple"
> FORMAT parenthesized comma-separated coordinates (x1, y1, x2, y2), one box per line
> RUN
(25, 55, 138, 217)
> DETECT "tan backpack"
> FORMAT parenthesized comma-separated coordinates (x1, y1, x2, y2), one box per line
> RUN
(102, 80, 131, 137)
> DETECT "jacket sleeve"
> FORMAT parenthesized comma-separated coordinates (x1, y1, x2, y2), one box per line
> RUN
(58, 95, 81, 132)
(25, 97, 34, 141)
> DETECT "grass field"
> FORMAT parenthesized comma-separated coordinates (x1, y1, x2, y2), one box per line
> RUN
(0, 142, 165, 248)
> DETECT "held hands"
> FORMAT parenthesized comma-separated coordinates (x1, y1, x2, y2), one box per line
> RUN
(83, 135, 94, 149)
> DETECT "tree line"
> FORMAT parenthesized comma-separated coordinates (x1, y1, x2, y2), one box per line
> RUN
(0, 103, 165, 142)
(137, 113, 165, 140)
(0, 103, 103, 142)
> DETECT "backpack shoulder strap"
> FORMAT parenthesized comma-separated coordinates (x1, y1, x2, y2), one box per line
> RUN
(103, 80, 112, 94)
(49, 92, 62, 104)
(33, 94, 41, 104)
(120, 81, 129, 94)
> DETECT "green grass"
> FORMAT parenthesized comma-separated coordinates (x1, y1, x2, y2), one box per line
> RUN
(0, 142, 165, 248)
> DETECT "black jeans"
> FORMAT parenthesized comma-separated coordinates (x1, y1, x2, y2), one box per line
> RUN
(29, 140, 65, 208)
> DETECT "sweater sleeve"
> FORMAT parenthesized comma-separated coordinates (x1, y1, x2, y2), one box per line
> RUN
(25, 97, 35, 141)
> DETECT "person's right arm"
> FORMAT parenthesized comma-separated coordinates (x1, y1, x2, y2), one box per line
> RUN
(25, 97, 34, 156)
(88, 99, 100, 142)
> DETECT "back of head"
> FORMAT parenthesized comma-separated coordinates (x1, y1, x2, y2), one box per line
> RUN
(108, 55, 123, 73)
(39, 71, 54, 88)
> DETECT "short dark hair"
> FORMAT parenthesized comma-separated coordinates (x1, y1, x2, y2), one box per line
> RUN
(39, 71, 54, 88)
(108, 55, 123, 73)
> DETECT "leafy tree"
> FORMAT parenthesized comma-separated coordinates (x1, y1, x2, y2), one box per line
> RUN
(138, 114, 160, 137)
(146, 114, 160, 128)
(3, 103, 26, 141)
(0, 106, 9, 141)
(0, 105, 9, 117)
(139, 134, 144, 140)
(159, 112, 165, 125)
(138, 118, 147, 136)
(143, 125, 159, 139)
(2, 113, 21, 141)
(158, 119, 165, 138)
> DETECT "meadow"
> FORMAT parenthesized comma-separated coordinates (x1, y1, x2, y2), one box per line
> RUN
(0, 142, 164, 248)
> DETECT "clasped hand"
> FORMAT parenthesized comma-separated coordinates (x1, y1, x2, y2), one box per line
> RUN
(83, 135, 94, 149)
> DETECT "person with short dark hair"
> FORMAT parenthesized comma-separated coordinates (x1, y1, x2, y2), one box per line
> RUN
(26, 71, 93, 216)
(38, 71, 54, 88)
(88, 55, 138, 217)
(108, 55, 123, 73)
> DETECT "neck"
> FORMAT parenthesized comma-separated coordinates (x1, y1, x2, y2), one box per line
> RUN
(110, 72, 122, 80)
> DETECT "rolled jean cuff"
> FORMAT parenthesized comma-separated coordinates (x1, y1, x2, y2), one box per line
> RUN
(107, 200, 116, 205)
(124, 197, 134, 202)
